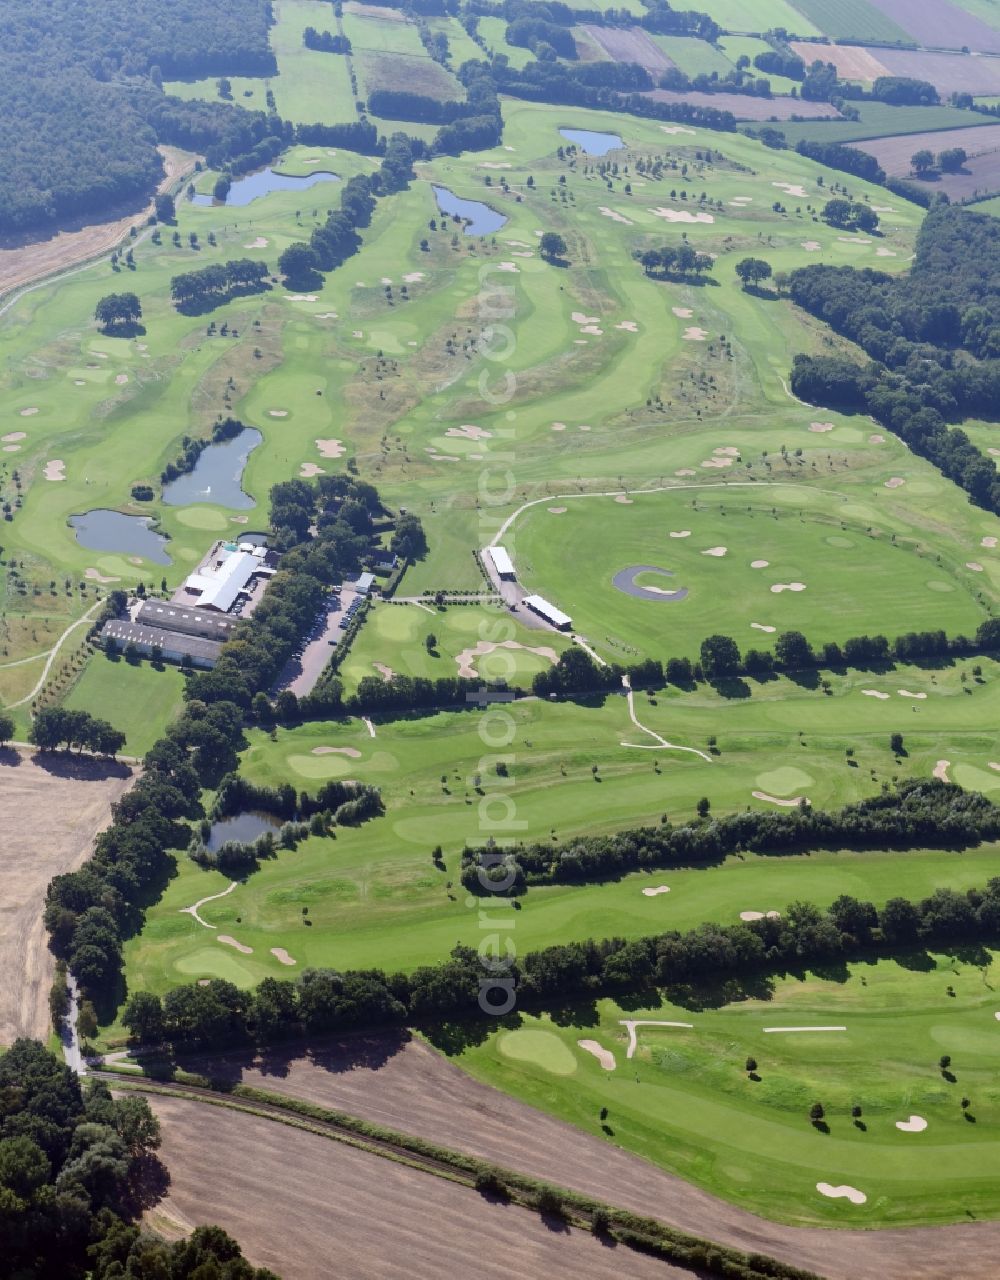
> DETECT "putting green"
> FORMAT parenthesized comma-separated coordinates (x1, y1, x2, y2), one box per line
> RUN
(174, 946, 257, 985)
(498, 1028, 578, 1075)
(755, 766, 814, 795)
(173, 506, 231, 530)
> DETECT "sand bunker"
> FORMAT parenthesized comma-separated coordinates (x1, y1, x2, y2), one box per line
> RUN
(446, 424, 492, 441)
(268, 410, 288, 418)
(271, 948, 296, 966)
(496, 262, 518, 273)
(615, 495, 633, 503)
(770, 582, 806, 593)
(74, 379, 86, 385)
(876, 248, 897, 257)
(578, 1040, 616, 1070)
(671, 307, 693, 318)
(115, 373, 129, 385)
(809, 421, 834, 433)
(701, 457, 734, 468)
(933, 760, 951, 782)
(751, 622, 776, 633)
(244, 236, 269, 248)
(669, 530, 691, 538)
(896, 1115, 927, 1133)
(300, 463, 325, 478)
(702, 546, 727, 557)
(621, 1019, 693, 1059)
(2, 432, 25, 442)
(311, 746, 362, 758)
(966, 561, 985, 572)
(316, 438, 346, 458)
(373, 662, 395, 681)
(869, 434, 885, 443)
(862, 689, 890, 700)
(872, 205, 894, 213)
(642, 885, 671, 897)
(729, 196, 753, 204)
(548, 506, 567, 514)
(512, 251, 534, 258)
(652, 208, 714, 224)
(286, 294, 318, 302)
(802, 241, 821, 251)
(380, 277, 392, 285)
(773, 182, 808, 198)
(571, 311, 599, 325)
(218, 935, 253, 954)
(581, 325, 603, 334)
(750, 559, 769, 568)
(683, 327, 708, 341)
(479, 162, 511, 169)
(551, 422, 566, 431)
(981, 536, 998, 548)
(740, 910, 781, 921)
(616, 320, 639, 332)
(316, 311, 338, 319)
(599, 206, 633, 224)
(675, 468, 696, 477)
(714, 446, 740, 456)
(455, 639, 557, 680)
(660, 125, 695, 135)
(19, 407, 39, 417)
(85, 567, 120, 584)
(753, 791, 808, 807)
(578, 424, 591, 431)
(403, 271, 426, 282)
(817, 1183, 866, 1205)
(44, 460, 65, 481)
(884, 476, 906, 489)
(898, 690, 927, 699)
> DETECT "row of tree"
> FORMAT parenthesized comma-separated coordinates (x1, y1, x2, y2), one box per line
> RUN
(121, 875, 1000, 1052)
(462, 779, 999, 893)
(170, 259, 270, 312)
(30, 707, 125, 757)
(303, 26, 351, 53)
(637, 242, 714, 280)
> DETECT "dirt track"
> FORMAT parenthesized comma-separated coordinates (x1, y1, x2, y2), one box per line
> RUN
(186, 1033, 1000, 1280)
(0, 749, 133, 1043)
(0, 146, 197, 303)
(145, 1093, 692, 1279)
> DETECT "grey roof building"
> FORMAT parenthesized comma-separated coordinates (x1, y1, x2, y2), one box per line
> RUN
(136, 600, 237, 642)
(101, 619, 222, 668)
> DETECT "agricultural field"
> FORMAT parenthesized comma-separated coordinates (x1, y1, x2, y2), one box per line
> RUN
(773, 102, 999, 147)
(717, 36, 803, 94)
(874, 46, 1000, 96)
(643, 87, 839, 119)
(685, 0, 820, 37)
(865, 0, 1000, 54)
(578, 25, 674, 73)
(651, 36, 735, 78)
(475, 16, 535, 68)
(459, 952, 1000, 1227)
(788, 41, 892, 86)
(852, 123, 1000, 199)
(787, 0, 912, 45)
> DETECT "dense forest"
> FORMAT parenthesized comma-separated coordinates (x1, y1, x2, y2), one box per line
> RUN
(789, 206, 1000, 513)
(0, 0, 274, 234)
(0, 1039, 274, 1278)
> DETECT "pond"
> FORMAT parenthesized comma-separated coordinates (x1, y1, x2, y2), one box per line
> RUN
(162, 427, 262, 509)
(207, 810, 284, 851)
(431, 184, 507, 235)
(69, 510, 171, 564)
(558, 127, 624, 156)
(191, 167, 340, 207)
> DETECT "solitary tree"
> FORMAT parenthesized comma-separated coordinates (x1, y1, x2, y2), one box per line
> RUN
(938, 147, 967, 173)
(809, 1101, 825, 1123)
(890, 731, 904, 755)
(735, 257, 773, 290)
(94, 292, 142, 334)
(77, 999, 99, 1045)
(745, 1056, 757, 1073)
(154, 192, 176, 223)
(0, 712, 13, 745)
(911, 149, 935, 175)
(539, 231, 567, 262)
(425, 632, 437, 653)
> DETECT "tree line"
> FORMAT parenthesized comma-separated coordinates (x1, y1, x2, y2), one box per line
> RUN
(30, 707, 125, 757)
(462, 778, 999, 894)
(0, 1039, 273, 1279)
(303, 26, 352, 54)
(170, 259, 271, 313)
(120, 874, 1000, 1054)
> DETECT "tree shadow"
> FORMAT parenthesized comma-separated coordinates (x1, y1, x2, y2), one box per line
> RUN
(100, 321, 146, 339)
(709, 676, 752, 699)
(664, 973, 775, 1010)
(0, 745, 21, 767)
(547, 1000, 599, 1028)
(423, 1011, 522, 1055)
(121, 1152, 171, 1215)
(895, 948, 936, 972)
(31, 751, 133, 781)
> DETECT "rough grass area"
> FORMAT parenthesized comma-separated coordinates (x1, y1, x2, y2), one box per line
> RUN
(62, 653, 186, 755)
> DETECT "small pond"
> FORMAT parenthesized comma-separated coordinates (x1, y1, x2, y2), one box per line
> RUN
(431, 184, 507, 235)
(69, 510, 171, 564)
(162, 427, 262, 509)
(558, 127, 624, 156)
(191, 167, 340, 207)
(207, 810, 284, 851)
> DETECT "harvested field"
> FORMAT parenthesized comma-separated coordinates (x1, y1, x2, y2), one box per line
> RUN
(867, 0, 1000, 54)
(853, 126, 1000, 199)
(0, 750, 133, 1043)
(185, 1034, 1000, 1280)
(0, 147, 197, 303)
(580, 24, 674, 72)
(789, 41, 890, 82)
(876, 47, 1000, 96)
(642, 88, 840, 119)
(358, 50, 458, 101)
(144, 1093, 687, 1280)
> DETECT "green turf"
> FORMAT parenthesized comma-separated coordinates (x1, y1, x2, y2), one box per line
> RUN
(685, 0, 820, 36)
(788, 0, 912, 43)
(771, 102, 993, 147)
(652, 37, 735, 78)
(458, 949, 1000, 1227)
(61, 653, 186, 755)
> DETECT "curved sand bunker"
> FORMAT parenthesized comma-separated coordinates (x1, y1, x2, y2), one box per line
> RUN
(548, 506, 567, 514)
(809, 421, 834, 433)
(599, 205, 633, 224)
(870, 433, 885, 443)
(642, 885, 671, 897)
(671, 307, 693, 319)
(44, 460, 66, 481)
(802, 241, 821, 251)
(896, 1115, 927, 1132)
(897, 689, 927, 699)
(770, 582, 806, 593)
(268, 409, 288, 418)
(751, 622, 776, 633)
(933, 760, 951, 782)
(669, 529, 691, 538)
(966, 561, 984, 572)
(245, 236, 269, 248)
(982, 536, 998, 548)
(455, 639, 557, 680)
(750, 559, 769, 568)
(817, 1183, 866, 1204)
(446, 424, 492, 441)
(683, 327, 708, 341)
(674, 468, 696, 477)
(311, 746, 362, 758)
(862, 689, 890, 700)
(653, 208, 714, 224)
(300, 463, 325, 478)
(316, 438, 346, 458)
(740, 910, 781, 921)
(884, 476, 906, 489)
(19, 407, 39, 416)
(773, 182, 808, 198)
(578, 1039, 616, 1070)
(2, 432, 26, 442)
(753, 791, 808, 807)
(85, 567, 120, 584)
(766, 1025, 846, 1033)
(702, 546, 727, 557)
(218, 935, 253, 954)
(115, 373, 129, 385)
(271, 948, 296, 966)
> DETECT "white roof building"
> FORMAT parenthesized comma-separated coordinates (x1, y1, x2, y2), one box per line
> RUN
(523, 594, 572, 631)
(183, 550, 259, 612)
(485, 545, 516, 579)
